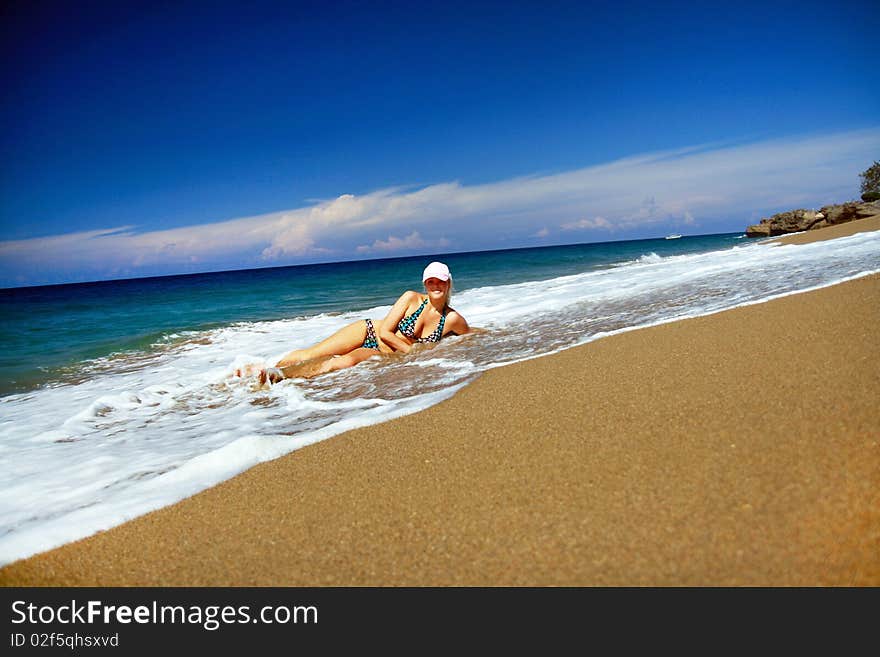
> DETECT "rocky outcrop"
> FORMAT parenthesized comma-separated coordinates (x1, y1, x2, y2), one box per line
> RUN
(745, 200, 880, 237)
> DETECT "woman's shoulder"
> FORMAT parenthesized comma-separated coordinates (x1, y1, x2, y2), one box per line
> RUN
(444, 307, 470, 332)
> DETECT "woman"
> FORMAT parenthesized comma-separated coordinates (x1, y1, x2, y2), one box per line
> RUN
(240, 261, 470, 384)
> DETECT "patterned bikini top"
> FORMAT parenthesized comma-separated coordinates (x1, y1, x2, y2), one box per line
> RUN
(397, 297, 446, 343)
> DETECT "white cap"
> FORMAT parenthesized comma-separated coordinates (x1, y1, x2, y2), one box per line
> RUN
(422, 261, 451, 282)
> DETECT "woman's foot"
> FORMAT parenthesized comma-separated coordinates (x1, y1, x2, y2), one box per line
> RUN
(259, 367, 285, 386)
(233, 362, 264, 378)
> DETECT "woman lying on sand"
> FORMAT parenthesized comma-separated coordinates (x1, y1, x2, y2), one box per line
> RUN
(235, 261, 471, 384)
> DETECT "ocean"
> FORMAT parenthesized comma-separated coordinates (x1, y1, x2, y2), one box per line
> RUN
(1, 230, 879, 566)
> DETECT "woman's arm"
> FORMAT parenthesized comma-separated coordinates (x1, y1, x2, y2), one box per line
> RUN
(378, 291, 419, 353)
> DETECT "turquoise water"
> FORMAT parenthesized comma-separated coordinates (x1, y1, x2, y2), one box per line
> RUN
(0, 232, 741, 396)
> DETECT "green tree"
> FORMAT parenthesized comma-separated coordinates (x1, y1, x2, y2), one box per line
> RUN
(859, 160, 880, 201)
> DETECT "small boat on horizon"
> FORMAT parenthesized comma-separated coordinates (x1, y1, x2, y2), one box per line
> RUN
(665, 233, 682, 240)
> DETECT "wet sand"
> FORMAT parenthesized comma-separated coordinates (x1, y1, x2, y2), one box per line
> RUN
(2, 221, 878, 586)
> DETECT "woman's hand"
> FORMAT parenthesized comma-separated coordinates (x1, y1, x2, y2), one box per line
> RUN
(378, 291, 420, 352)
(378, 329, 413, 353)
(380, 333, 412, 354)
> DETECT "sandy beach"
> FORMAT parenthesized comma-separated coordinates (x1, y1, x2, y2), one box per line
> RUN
(2, 221, 878, 587)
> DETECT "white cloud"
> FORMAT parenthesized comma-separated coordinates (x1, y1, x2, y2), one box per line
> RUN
(355, 231, 450, 254)
(2, 127, 879, 286)
(561, 216, 613, 231)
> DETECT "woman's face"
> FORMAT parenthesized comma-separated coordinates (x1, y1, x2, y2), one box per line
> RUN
(424, 277, 449, 298)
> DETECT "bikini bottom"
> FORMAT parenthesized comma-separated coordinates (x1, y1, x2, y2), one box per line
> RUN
(362, 319, 380, 350)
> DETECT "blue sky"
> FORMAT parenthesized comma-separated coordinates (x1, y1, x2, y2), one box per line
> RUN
(1, 0, 878, 287)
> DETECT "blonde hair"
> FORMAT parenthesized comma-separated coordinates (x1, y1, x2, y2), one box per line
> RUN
(443, 276, 453, 309)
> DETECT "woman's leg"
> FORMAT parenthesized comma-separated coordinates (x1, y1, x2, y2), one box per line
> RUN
(256, 320, 384, 384)
(275, 319, 372, 367)
(235, 319, 371, 379)
(270, 347, 380, 381)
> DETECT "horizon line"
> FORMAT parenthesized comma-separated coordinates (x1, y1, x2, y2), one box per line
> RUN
(0, 228, 747, 291)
